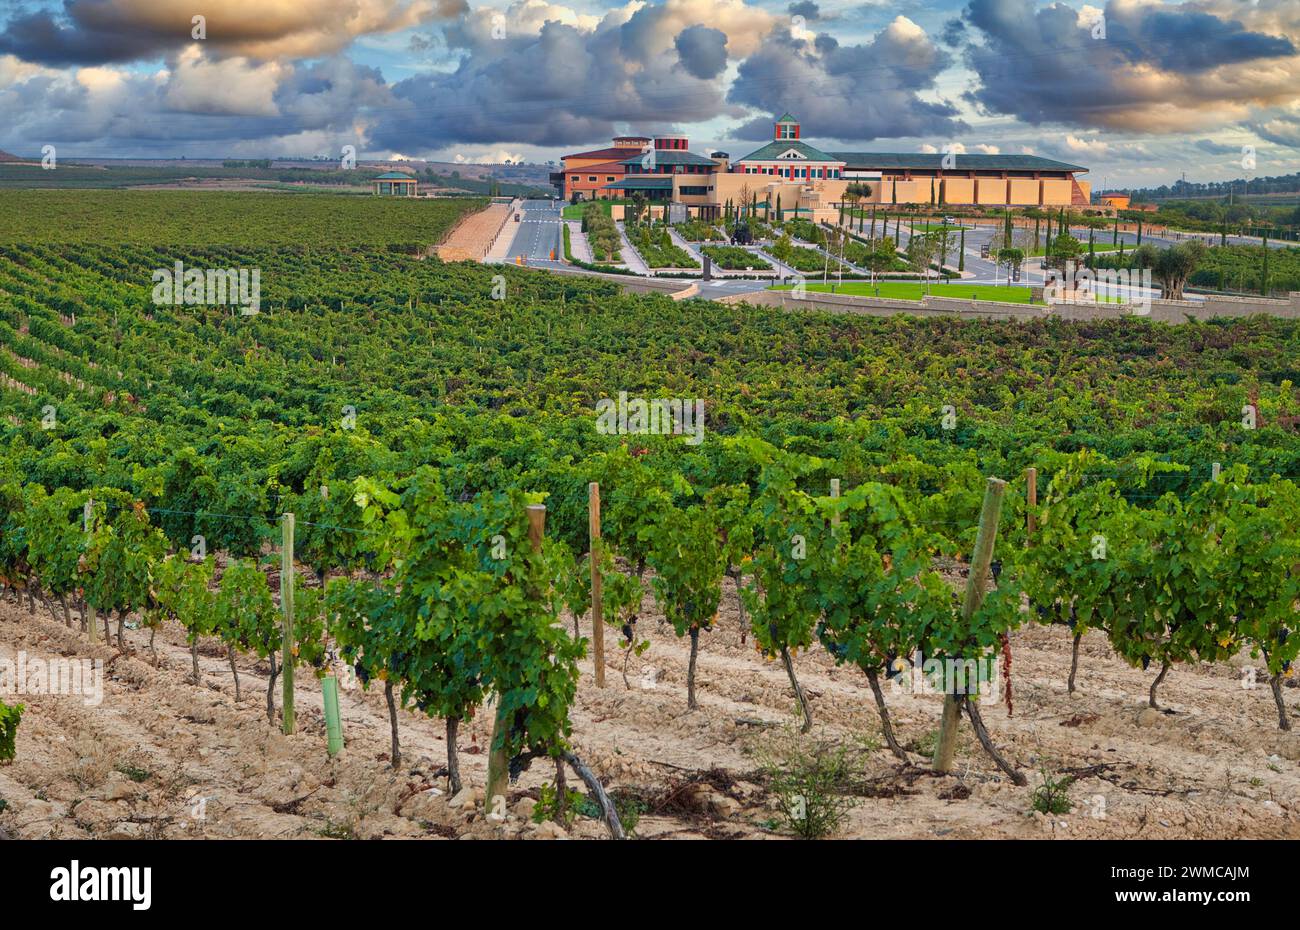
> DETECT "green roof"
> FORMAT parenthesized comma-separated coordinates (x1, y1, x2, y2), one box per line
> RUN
(619, 149, 716, 168)
(736, 140, 841, 164)
(601, 177, 673, 190)
(776, 113, 798, 123)
(373, 172, 417, 180)
(830, 152, 1086, 173)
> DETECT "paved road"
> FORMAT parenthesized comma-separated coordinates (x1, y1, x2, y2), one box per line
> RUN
(615, 222, 652, 275)
(501, 198, 564, 265)
(493, 203, 1203, 306)
(695, 278, 772, 299)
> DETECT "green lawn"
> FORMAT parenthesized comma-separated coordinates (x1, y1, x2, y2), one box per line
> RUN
(561, 199, 640, 220)
(769, 280, 1134, 304)
(771, 281, 1037, 303)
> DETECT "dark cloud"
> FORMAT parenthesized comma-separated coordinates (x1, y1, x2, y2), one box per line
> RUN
(0, 7, 173, 66)
(0, 0, 467, 67)
(940, 17, 965, 48)
(1192, 138, 1240, 155)
(274, 58, 391, 133)
(961, 0, 1297, 131)
(674, 25, 729, 80)
(370, 6, 753, 151)
(787, 2, 820, 21)
(727, 22, 964, 142)
(0, 50, 394, 159)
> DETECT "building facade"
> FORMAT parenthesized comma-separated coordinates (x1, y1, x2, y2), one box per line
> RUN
(552, 135, 649, 202)
(372, 172, 418, 196)
(550, 114, 1090, 216)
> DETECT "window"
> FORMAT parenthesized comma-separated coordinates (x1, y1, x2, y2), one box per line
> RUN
(588, 176, 597, 181)
(606, 176, 615, 181)
(778, 124, 796, 140)
(680, 186, 709, 196)
(570, 176, 578, 182)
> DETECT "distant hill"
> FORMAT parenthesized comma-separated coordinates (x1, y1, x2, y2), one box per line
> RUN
(0, 150, 25, 163)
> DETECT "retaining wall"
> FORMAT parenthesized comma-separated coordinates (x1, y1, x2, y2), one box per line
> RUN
(715, 289, 1300, 323)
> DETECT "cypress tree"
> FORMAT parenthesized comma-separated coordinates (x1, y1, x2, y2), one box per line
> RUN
(1261, 235, 1269, 295)
(958, 228, 965, 272)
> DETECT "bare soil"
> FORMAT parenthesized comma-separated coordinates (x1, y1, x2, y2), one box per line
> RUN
(1, 579, 1297, 840)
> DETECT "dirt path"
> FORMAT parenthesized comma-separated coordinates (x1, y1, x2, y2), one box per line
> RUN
(435, 202, 512, 262)
(1, 580, 1297, 840)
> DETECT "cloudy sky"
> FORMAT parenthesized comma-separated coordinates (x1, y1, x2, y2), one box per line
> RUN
(1, 0, 1298, 186)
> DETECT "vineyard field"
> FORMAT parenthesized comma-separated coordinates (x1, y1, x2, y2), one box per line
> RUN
(1, 192, 1298, 842)
(0, 191, 482, 249)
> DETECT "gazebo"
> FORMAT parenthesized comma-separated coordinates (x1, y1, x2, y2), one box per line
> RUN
(372, 172, 418, 196)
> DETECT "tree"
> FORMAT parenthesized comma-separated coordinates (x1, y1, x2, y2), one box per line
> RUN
(1261, 235, 1270, 295)
(842, 187, 859, 228)
(1047, 232, 1083, 270)
(907, 234, 938, 292)
(866, 236, 897, 285)
(958, 227, 965, 272)
(996, 247, 1023, 284)
(772, 232, 794, 263)
(1150, 241, 1206, 300)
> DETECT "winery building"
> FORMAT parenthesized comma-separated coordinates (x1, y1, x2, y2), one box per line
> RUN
(552, 115, 1089, 219)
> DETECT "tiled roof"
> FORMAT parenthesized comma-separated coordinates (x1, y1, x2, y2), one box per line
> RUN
(563, 146, 642, 162)
(373, 172, 417, 180)
(830, 152, 1087, 172)
(736, 140, 842, 163)
(565, 161, 626, 174)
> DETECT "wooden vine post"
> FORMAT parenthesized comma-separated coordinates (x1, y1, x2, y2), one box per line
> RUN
(281, 512, 296, 735)
(487, 504, 547, 814)
(830, 478, 841, 526)
(933, 476, 1005, 774)
(1025, 467, 1037, 541)
(589, 483, 605, 688)
(84, 498, 97, 645)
